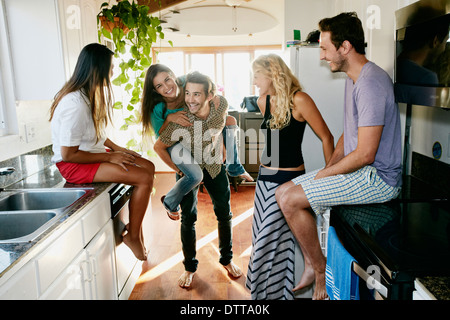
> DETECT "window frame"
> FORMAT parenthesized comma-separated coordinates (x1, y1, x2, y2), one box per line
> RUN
(153, 44, 282, 98)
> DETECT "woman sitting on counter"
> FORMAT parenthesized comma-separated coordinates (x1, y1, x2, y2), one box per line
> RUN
(49, 43, 155, 261)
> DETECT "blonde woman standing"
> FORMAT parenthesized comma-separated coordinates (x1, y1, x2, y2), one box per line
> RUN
(246, 54, 334, 300)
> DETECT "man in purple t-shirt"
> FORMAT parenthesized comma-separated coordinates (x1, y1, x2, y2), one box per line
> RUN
(274, 12, 402, 300)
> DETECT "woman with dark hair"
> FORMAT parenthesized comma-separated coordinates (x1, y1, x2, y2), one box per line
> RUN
(50, 43, 155, 261)
(141, 64, 252, 221)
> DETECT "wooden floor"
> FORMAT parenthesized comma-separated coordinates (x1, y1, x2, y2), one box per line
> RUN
(129, 173, 255, 300)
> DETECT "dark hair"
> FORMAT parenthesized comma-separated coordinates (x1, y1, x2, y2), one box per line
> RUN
(185, 71, 216, 96)
(49, 43, 114, 140)
(141, 64, 182, 136)
(319, 12, 366, 55)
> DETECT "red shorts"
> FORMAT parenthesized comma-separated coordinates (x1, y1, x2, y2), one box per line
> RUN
(56, 161, 102, 184)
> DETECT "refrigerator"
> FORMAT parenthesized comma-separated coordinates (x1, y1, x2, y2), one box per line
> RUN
(289, 45, 347, 172)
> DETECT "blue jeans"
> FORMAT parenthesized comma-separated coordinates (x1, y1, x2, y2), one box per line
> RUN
(163, 125, 245, 211)
(223, 125, 245, 177)
(179, 165, 233, 272)
(162, 142, 203, 212)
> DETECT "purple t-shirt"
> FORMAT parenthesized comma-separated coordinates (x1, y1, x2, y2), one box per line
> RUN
(344, 61, 402, 187)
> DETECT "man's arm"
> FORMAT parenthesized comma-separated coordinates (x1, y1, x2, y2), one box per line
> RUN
(325, 133, 345, 168)
(315, 125, 383, 179)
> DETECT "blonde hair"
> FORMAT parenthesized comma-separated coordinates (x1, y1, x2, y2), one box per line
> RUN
(252, 54, 302, 129)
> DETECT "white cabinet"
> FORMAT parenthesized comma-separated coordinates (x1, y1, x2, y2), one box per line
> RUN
(85, 220, 117, 300)
(0, 187, 120, 300)
(58, 0, 104, 80)
(39, 250, 90, 300)
(39, 220, 117, 300)
(0, 261, 38, 300)
(3, 0, 102, 100)
(4, 0, 66, 100)
(35, 219, 84, 294)
(80, 191, 111, 246)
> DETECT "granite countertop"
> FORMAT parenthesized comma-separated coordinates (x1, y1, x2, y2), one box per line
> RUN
(0, 164, 113, 278)
(418, 277, 450, 300)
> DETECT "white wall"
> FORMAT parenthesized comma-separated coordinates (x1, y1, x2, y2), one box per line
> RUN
(285, 0, 450, 167)
(0, 0, 102, 162)
(0, 101, 52, 162)
(285, 0, 418, 75)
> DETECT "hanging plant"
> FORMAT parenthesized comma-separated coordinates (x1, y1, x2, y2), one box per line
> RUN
(97, 0, 171, 151)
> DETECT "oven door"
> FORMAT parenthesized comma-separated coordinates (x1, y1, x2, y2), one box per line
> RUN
(331, 204, 418, 300)
(332, 213, 392, 300)
(109, 184, 138, 298)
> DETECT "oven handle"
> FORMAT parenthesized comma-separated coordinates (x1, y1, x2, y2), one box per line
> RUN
(352, 261, 389, 299)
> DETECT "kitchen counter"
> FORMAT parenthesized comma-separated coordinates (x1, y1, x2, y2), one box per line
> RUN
(0, 147, 114, 278)
(418, 277, 450, 300)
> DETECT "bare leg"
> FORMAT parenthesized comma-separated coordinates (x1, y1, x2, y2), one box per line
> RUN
(94, 157, 155, 260)
(276, 182, 328, 300)
(293, 242, 315, 292)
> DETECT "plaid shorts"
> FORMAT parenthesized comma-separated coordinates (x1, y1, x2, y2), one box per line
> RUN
(291, 166, 401, 215)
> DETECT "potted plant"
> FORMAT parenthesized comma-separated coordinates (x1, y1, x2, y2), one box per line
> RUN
(97, 0, 170, 151)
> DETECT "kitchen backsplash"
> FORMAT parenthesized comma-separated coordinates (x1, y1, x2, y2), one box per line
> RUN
(0, 145, 55, 188)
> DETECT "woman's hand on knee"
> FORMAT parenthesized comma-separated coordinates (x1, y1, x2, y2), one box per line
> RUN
(108, 151, 136, 171)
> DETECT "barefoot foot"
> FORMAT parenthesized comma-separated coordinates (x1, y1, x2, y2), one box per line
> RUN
(312, 271, 328, 300)
(293, 265, 315, 291)
(224, 261, 243, 278)
(178, 271, 195, 288)
(123, 233, 147, 261)
(124, 223, 148, 257)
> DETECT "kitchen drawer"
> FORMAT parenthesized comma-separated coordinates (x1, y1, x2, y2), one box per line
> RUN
(80, 191, 111, 246)
(35, 220, 84, 294)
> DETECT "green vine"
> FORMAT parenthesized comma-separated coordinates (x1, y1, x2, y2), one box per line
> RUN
(97, 1, 171, 152)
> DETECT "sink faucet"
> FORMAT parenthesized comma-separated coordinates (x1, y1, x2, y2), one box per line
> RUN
(0, 167, 15, 175)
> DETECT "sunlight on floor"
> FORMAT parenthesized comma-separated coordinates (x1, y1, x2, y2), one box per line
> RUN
(240, 245, 253, 258)
(136, 207, 254, 284)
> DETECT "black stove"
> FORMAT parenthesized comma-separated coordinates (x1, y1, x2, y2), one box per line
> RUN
(331, 176, 450, 300)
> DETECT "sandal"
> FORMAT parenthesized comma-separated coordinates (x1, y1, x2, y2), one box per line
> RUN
(161, 195, 180, 221)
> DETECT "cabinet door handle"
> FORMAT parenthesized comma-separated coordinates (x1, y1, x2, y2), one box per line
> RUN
(82, 259, 92, 282)
(91, 258, 98, 277)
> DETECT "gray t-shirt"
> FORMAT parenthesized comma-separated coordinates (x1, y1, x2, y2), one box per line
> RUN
(344, 61, 402, 187)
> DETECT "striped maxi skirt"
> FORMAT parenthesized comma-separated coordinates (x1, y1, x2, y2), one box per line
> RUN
(246, 166, 305, 300)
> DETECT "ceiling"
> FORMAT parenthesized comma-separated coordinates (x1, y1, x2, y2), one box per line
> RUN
(153, 0, 285, 47)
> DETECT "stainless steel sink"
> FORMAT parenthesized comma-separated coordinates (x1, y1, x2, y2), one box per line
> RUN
(0, 188, 94, 243)
(0, 188, 92, 211)
(0, 210, 59, 243)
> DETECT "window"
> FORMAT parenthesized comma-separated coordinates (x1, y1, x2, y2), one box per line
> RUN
(155, 45, 282, 110)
